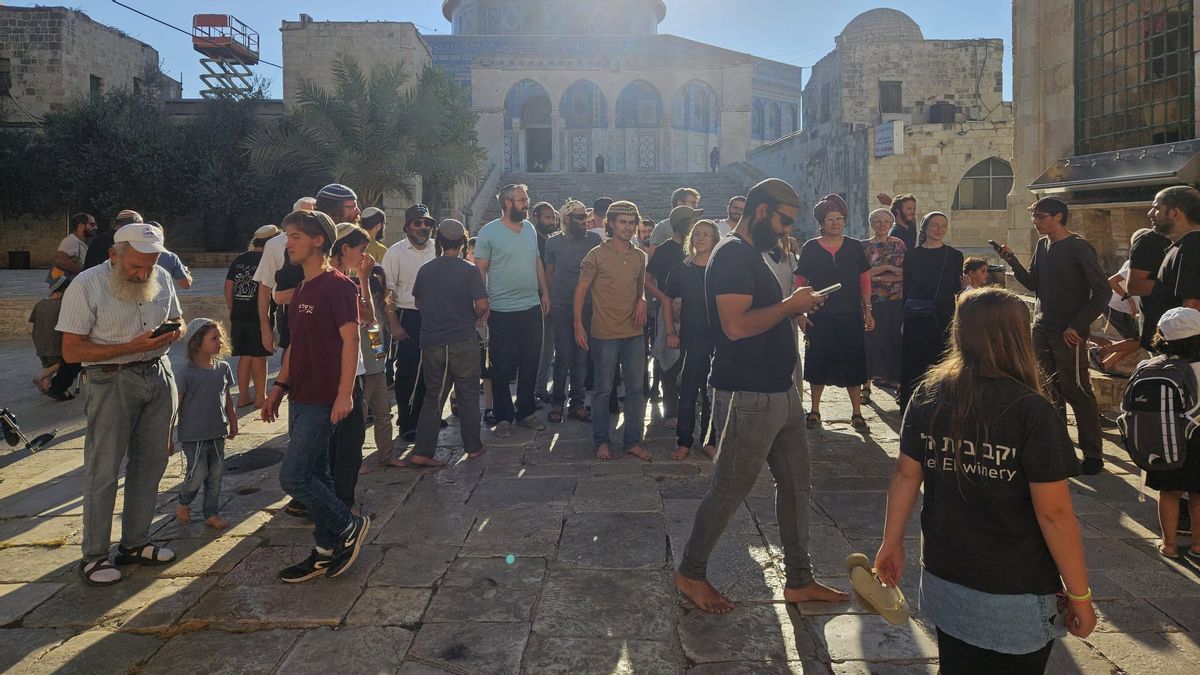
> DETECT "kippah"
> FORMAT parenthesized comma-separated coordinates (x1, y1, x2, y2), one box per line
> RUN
(316, 183, 358, 201)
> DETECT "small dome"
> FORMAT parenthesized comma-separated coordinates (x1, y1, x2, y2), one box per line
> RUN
(839, 8, 923, 43)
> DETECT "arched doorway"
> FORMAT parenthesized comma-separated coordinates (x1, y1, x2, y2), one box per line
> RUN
(672, 80, 719, 172)
(616, 80, 663, 172)
(504, 80, 552, 172)
(561, 80, 608, 172)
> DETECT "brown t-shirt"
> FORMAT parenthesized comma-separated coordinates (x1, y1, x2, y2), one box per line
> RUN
(579, 240, 646, 340)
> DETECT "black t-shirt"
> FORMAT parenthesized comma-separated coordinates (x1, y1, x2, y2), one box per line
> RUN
(1131, 229, 1173, 348)
(275, 259, 304, 293)
(794, 237, 870, 314)
(707, 235, 796, 393)
(889, 222, 916, 251)
(900, 378, 1079, 595)
(1157, 230, 1200, 310)
(664, 260, 713, 352)
(647, 239, 685, 285)
(226, 251, 263, 323)
(83, 229, 115, 270)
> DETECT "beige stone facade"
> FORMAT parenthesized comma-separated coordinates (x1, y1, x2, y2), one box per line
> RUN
(748, 9, 1014, 248)
(279, 18, 431, 104)
(0, 6, 181, 125)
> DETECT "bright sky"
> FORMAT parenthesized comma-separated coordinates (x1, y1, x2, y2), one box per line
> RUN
(70, 0, 1012, 100)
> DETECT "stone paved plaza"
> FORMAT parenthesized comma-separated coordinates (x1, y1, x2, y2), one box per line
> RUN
(0, 334, 1198, 674)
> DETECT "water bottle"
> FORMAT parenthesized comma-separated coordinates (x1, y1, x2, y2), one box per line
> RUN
(367, 325, 385, 360)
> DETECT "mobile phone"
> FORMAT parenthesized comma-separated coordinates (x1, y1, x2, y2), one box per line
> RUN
(814, 283, 842, 297)
(151, 321, 181, 338)
(987, 240, 1001, 250)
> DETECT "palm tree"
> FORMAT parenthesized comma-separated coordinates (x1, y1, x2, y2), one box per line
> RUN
(244, 56, 482, 208)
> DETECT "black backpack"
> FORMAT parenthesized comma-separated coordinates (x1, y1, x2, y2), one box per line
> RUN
(1117, 356, 1199, 471)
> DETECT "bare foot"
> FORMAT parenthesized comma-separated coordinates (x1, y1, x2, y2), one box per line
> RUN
(596, 444, 612, 460)
(663, 418, 677, 430)
(236, 397, 253, 408)
(358, 463, 378, 475)
(384, 457, 410, 468)
(784, 581, 850, 604)
(32, 376, 49, 393)
(175, 504, 192, 525)
(625, 444, 653, 462)
(205, 515, 230, 530)
(675, 571, 735, 614)
(409, 456, 447, 468)
(702, 444, 717, 460)
(670, 445, 690, 461)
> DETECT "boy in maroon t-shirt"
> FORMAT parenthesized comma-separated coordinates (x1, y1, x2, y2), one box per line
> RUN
(262, 209, 371, 583)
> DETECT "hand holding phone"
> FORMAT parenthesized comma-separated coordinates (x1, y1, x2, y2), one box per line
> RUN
(151, 321, 181, 338)
(813, 283, 842, 297)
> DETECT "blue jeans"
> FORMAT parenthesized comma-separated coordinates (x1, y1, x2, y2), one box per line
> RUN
(589, 335, 646, 448)
(179, 438, 225, 518)
(550, 307, 589, 407)
(280, 404, 353, 550)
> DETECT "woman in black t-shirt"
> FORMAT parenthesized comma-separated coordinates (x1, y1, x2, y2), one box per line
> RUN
(662, 220, 720, 460)
(876, 288, 1095, 674)
(898, 212, 964, 412)
(225, 225, 279, 407)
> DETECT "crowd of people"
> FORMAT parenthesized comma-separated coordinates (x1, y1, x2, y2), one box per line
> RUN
(30, 172, 1200, 673)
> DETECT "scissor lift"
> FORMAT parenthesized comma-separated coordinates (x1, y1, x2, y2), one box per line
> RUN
(192, 14, 260, 99)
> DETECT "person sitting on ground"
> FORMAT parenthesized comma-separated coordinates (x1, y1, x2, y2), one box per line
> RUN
(411, 220, 489, 465)
(172, 318, 237, 530)
(29, 276, 71, 397)
(1144, 307, 1200, 561)
(963, 257, 989, 289)
(876, 287, 1095, 673)
(50, 213, 96, 284)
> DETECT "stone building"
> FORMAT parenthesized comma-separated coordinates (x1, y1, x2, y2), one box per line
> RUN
(1009, 0, 1198, 270)
(747, 8, 1014, 246)
(0, 6, 181, 126)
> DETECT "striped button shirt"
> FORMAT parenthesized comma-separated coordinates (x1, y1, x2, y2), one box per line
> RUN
(56, 261, 183, 366)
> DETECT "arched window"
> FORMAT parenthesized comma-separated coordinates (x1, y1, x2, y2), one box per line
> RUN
(752, 98, 765, 139)
(953, 158, 1014, 210)
(616, 80, 663, 128)
(561, 80, 607, 129)
(672, 80, 718, 132)
(504, 79, 550, 127)
(768, 102, 782, 139)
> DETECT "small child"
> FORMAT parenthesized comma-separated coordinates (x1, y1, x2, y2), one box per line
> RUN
(173, 318, 237, 529)
(1147, 307, 1200, 561)
(29, 277, 68, 396)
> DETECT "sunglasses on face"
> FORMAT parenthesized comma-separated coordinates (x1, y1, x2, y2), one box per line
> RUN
(412, 219, 434, 228)
(773, 210, 795, 228)
(569, 213, 587, 221)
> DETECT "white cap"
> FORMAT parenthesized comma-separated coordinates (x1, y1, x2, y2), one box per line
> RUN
(1158, 307, 1200, 341)
(113, 223, 167, 254)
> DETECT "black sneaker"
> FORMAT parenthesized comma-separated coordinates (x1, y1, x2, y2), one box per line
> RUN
(327, 514, 371, 578)
(1080, 458, 1104, 476)
(483, 409, 497, 426)
(279, 548, 333, 583)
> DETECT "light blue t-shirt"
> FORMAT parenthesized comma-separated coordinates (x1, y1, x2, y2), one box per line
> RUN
(475, 219, 540, 312)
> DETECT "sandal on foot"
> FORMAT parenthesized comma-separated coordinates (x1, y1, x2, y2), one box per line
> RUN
(846, 553, 909, 625)
(806, 412, 821, 430)
(1159, 545, 1182, 559)
(861, 389, 872, 404)
(548, 405, 564, 424)
(80, 559, 122, 586)
(851, 414, 869, 431)
(113, 542, 175, 566)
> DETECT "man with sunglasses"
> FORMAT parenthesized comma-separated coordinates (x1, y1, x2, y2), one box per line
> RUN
(995, 197, 1110, 475)
(544, 199, 603, 423)
(382, 204, 438, 441)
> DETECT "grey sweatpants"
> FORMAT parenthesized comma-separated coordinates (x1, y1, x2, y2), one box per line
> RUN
(414, 339, 483, 457)
(678, 386, 815, 588)
(1033, 328, 1103, 461)
(81, 360, 177, 562)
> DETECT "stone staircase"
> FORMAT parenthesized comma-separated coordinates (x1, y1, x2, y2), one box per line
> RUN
(485, 171, 753, 223)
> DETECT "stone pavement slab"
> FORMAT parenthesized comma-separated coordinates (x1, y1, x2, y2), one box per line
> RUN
(534, 569, 676, 640)
(140, 628, 302, 674)
(0, 582, 64, 624)
(424, 556, 546, 623)
(25, 629, 162, 675)
(368, 543, 460, 588)
(557, 511, 666, 569)
(408, 621, 530, 674)
(460, 505, 564, 558)
(346, 586, 432, 627)
(277, 626, 414, 674)
(678, 604, 819, 663)
(522, 635, 684, 674)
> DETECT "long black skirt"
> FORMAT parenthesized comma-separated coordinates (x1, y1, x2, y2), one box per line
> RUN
(865, 299, 903, 382)
(803, 311, 867, 387)
(899, 313, 951, 411)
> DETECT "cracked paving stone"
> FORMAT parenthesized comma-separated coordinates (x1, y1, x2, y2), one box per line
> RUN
(534, 569, 675, 640)
(0, 582, 65, 625)
(1083, 631, 1200, 675)
(141, 629, 302, 675)
(461, 506, 564, 558)
(22, 576, 215, 630)
(409, 621, 529, 675)
(25, 629, 162, 675)
(557, 511, 666, 569)
(0, 628, 64, 671)
(523, 635, 683, 674)
(570, 477, 663, 513)
(424, 556, 546, 623)
(678, 604, 817, 663)
(369, 543, 459, 587)
(1093, 598, 1183, 633)
(277, 626, 415, 673)
(809, 614, 938, 663)
(346, 587, 431, 627)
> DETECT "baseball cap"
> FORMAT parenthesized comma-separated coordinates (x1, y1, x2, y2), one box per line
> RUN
(405, 204, 434, 227)
(114, 223, 167, 254)
(1158, 307, 1200, 341)
(670, 205, 703, 229)
(437, 219, 466, 242)
(593, 198, 614, 215)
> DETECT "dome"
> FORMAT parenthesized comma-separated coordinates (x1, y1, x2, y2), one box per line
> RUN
(442, 0, 666, 35)
(839, 8, 923, 43)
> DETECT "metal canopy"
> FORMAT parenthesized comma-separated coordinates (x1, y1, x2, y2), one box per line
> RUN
(1029, 139, 1200, 193)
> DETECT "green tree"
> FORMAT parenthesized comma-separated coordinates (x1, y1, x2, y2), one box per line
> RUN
(244, 56, 483, 208)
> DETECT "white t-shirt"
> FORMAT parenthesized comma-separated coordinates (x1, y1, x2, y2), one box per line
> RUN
(1107, 260, 1140, 314)
(252, 234, 287, 290)
(714, 219, 733, 237)
(57, 233, 88, 264)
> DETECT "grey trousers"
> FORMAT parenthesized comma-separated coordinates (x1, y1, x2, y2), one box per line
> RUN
(362, 372, 395, 464)
(679, 386, 815, 588)
(82, 360, 177, 562)
(414, 339, 483, 457)
(536, 312, 554, 396)
(1033, 328, 1103, 461)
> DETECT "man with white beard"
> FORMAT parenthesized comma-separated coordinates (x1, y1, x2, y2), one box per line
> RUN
(58, 223, 186, 586)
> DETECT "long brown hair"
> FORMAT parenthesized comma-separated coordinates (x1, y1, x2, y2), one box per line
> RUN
(915, 288, 1045, 484)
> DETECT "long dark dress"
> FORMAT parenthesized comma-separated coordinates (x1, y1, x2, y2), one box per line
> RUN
(899, 244, 964, 411)
(796, 237, 871, 387)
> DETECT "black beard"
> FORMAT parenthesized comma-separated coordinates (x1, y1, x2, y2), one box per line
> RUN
(538, 222, 558, 235)
(1153, 219, 1173, 234)
(568, 222, 586, 237)
(408, 232, 429, 246)
(508, 206, 529, 222)
(749, 218, 781, 252)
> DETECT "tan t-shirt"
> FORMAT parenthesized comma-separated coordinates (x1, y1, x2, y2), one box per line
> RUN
(579, 241, 646, 340)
